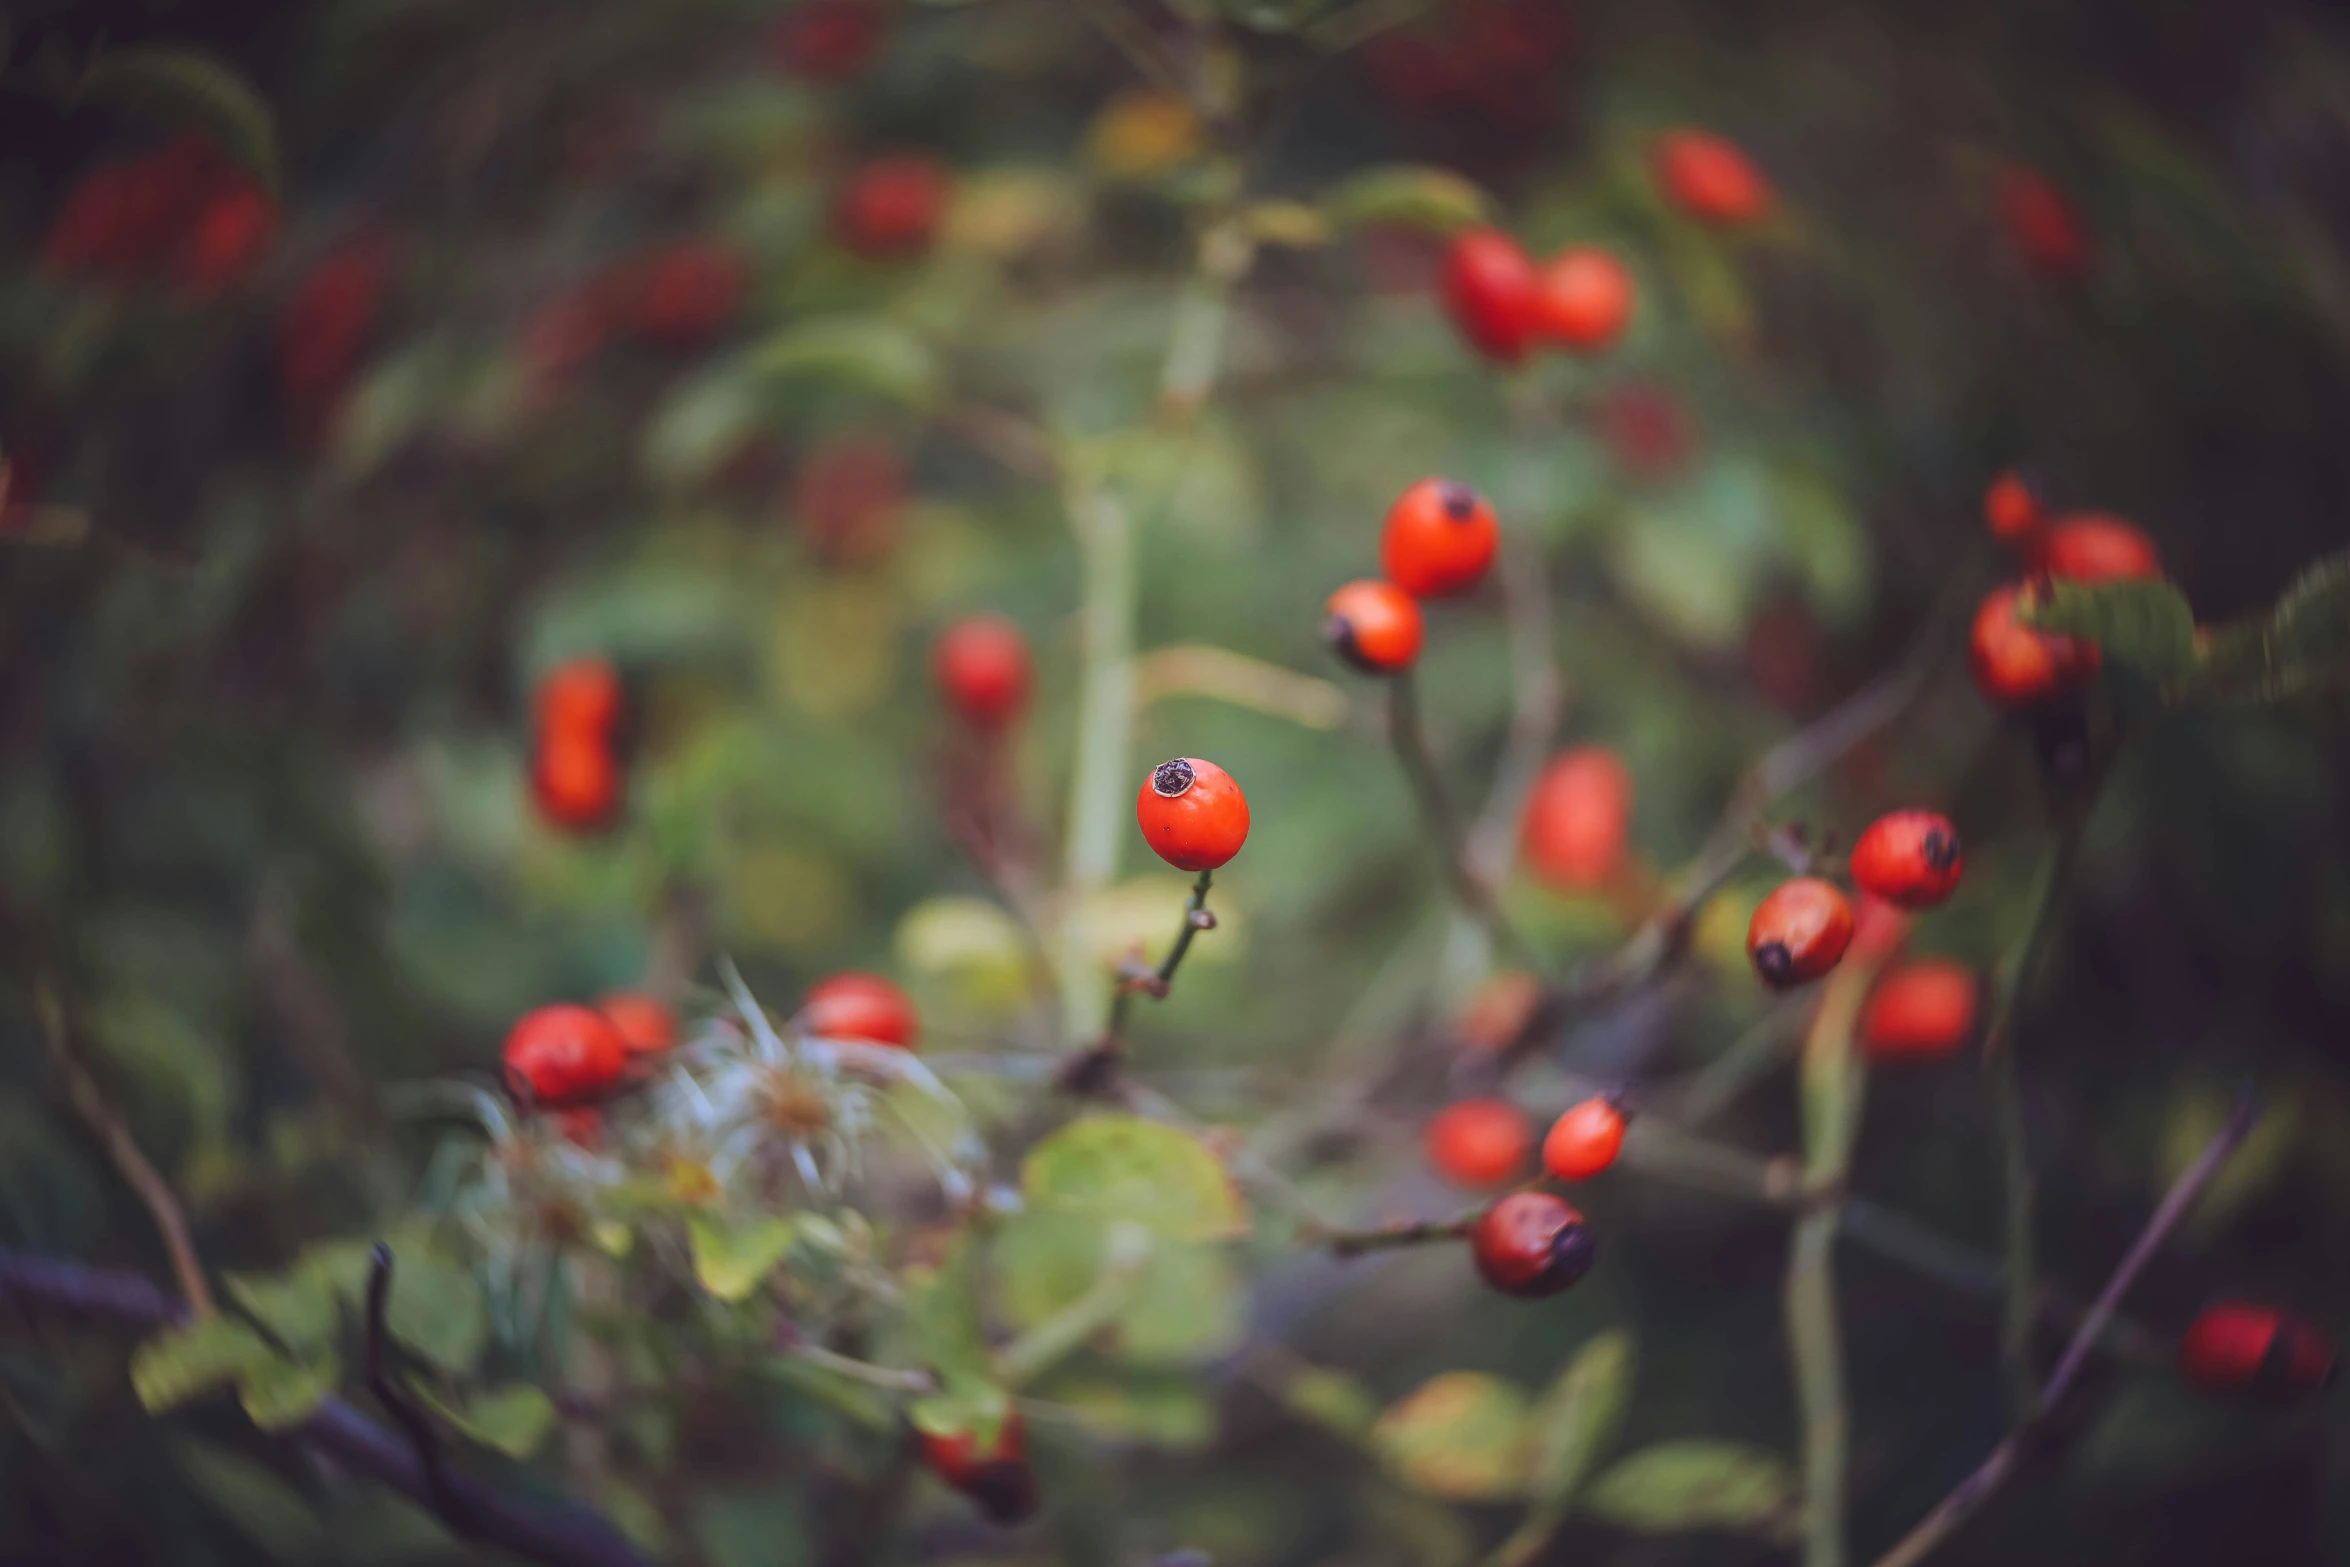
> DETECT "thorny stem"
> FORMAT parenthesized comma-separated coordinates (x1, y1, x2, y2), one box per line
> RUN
(37, 985, 215, 1319)
(1865, 1090, 2260, 1567)
(1388, 671, 1542, 969)
(1987, 823, 2088, 1420)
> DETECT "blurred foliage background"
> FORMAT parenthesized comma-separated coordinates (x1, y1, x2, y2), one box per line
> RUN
(3, 0, 2349, 1564)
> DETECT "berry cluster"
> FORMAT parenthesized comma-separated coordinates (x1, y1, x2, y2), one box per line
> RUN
(42, 134, 278, 299)
(503, 992, 677, 1114)
(1324, 476, 1500, 677)
(1968, 471, 2166, 708)
(1745, 808, 1964, 993)
(1440, 228, 1635, 366)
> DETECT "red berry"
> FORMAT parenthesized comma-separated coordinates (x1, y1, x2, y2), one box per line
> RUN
(1654, 130, 1772, 227)
(631, 240, 748, 343)
(598, 992, 678, 1056)
(1542, 1097, 1626, 1181)
(1968, 584, 2100, 708)
(1984, 470, 2043, 550)
(505, 1004, 631, 1106)
(1325, 579, 1425, 675)
(933, 615, 1032, 728)
(278, 237, 395, 411)
(1861, 960, 1977, 1062)
(1382, 477, 1499, 598)
(537, 658, 624, 739)
(1521, 746, 1633, 891)
(2039, 513, 2161, 584)
(834, 155, 951, 259)
(1997, 165, 2091, 280)
(1439, 227, 1539, 364)
(178, 180, 278, 298)
(1848, 892, 1914, 966)
(771, 0, 888, 82)
(1470, 1191, 1595, 1298)
(532, 733, 624, 832)
(1533, 246, 1633, 351)
(1136, 757, 1250, 872)
(920, 1410, 1039, 1525)
(1849, 810, 1963, 910)
(1425, 1099, 1533, 1188)
(803, 972, 919, 1050)
(2179, 1303, 2336, 1400)
(792, 435, 905, 566)
(1747, 877, 1854, 990)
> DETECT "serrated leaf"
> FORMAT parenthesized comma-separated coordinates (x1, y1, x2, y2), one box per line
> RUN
(225, 1268, 340, 1357)
(752, 316, 936, 404)
(81, 47, 279, 190)
(170, 1439, 327, 1563)
(2021, 577, 2197, 682)
(688, 1213, 799, 1303)
(993, 1213, 1242, 1366)
(131, 1316, 275, 1414)
(1580, 1441, 1796, 1536)
(1525, 1332, 1635, 1508)
(1371, 1372, 1531, 1500)
(1021, 1114, 1246, 1241)
(238, 1350, 337, 1432)
(440, 1382, 558, 1459)
(1320, 164, 1493, 234)
(382, 1252, 487, 1375)
(2191, 550, 2350, 704)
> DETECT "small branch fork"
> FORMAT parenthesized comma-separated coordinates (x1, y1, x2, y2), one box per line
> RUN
(1061, 869, 1218, 1094)
(0, 1248, 653, 1567)
(1865, 1089, 2261, 1567)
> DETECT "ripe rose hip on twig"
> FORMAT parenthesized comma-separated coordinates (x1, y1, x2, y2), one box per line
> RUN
(504, 1004, 631, 1107)
(1471, 1190, 1596, 1298)
(1325, 578, 1425, 675)
(1747, 877, 1854, 990)
(1136, 757, 1250, 872)
(1849, 809, 1963, 910)
(1543, 1096, 1627, 1181)
(1382, 477, 1499, 598)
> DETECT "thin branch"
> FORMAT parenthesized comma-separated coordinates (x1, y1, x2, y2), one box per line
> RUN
(1866, 1090, 2260, 1567)
(1463, 517, 1568, 892)
(1317, 1211, 1480, 1257)
(38, 985, 214, 1318)
(0, 1248, 653, 1567)
(1388, 671, 1542, 969)
(1064, 870, 1218, 1094)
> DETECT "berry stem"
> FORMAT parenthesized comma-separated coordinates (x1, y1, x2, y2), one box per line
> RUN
(1387, 670, 1544, 970)
(1865, 1089, 2259, 1567)
(1103, 868, 1217, 1043)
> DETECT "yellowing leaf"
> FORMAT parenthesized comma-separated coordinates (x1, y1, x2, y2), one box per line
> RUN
(689, 1213, 799, 1303)
(1371, 1372, 1531, 1500)
(1581, 1441, 1796, 1537)
(1086, 90, 1204, 181)
(1021, 1115, 1247, 1241)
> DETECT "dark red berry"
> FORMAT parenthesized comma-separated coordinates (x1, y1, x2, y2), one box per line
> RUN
(834, 155, 951, 259)
(1439, 228, 1538, 364)
(1325, 579, 1425, 675)
(1382, 477, 1499, 598)
(1136, 757, 1250, 872)
(1997, 164, 2091, 280)
(933, 615, 1032, 728)
(1849, 810, 1963, 910)
(1471, 1191, 1596, 1298)
(2179, 1303, 2336, 1401)
(920, 1410, 1039, 1525)
(1747, 878, 1854, 990)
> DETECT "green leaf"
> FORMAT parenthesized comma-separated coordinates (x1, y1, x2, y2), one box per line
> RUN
(434, 1382, 558, 1459)
(1524, 1332, 1635, 1508)
(1279, 1364, 1380, 1442)
(131, 1316, 275, 1415)
(238, 1350, 338, 1432)
(688, 1214, 801, 1304)
(1020, 1114, 1246, 1241)
(170, 1438, 327, 1563)
(225, 1268, 340, 1358)
(382, 1251, 488, 1375)
(2191, 550, 2350, 704)
(81, 47, 279, 190)
(1370, 1372, 1531, 1500)
(2020, 577, 2197, 683)
(908, 1381, 1012, 1449)
(1319, 164, 1493, 234)
(993, 1213, 1243, 1366)
(751, 316, 937, 405)
(1580, 1440, 1796, 1537)
(1045, 1371, 1217, 1449)
(642, 362, 770, 487)
(904, 1233, 994, 1393)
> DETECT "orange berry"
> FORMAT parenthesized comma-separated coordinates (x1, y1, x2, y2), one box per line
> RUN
(531, 732, 623, 832)
(504, 1004, 630, 1106)
(1746, 877, 1854, 990)
(1521, 747, 1633, 891)
(1861, 960, 1978, 1062)
(1968, 584, 2100, 708)
(1135, 757, 1250, 872)
(1542, 1097, 1626, 1181)
(2039, 513, 2161, 583)
(1325, 578, 1425, 675)
(598, 992, 679, 1056)
(1381, 477, 1499, 598)
(1654, 129, 1772, 226)
(803, 972, 919, 1050)
(536, 657, 623, 738)
(1849, 810, 1963, 910)
(1425, 1099, 1533, 1188)
(1533, 246, 1634, 351)
(1439, 227, 1539, 364)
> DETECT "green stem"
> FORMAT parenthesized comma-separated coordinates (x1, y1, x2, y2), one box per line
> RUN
(1985, 824, 2086, 1419)
(1056, 474, 1139, 1046)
